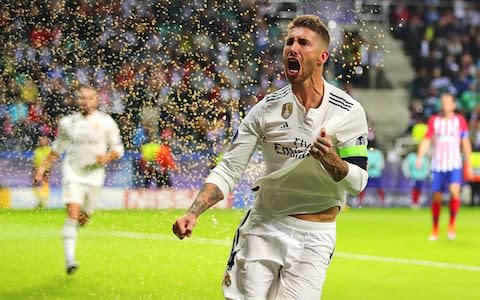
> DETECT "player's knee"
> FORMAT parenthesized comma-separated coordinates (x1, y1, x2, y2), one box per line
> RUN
(433, 193, 443, 203)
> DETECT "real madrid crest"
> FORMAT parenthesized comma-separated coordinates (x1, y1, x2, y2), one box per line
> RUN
(281, 102, 293, 119)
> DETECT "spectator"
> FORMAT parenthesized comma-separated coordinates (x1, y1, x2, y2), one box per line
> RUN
(358, 139, 386, 206)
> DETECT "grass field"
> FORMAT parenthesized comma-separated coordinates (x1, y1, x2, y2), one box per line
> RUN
(1, 207, 480, 300)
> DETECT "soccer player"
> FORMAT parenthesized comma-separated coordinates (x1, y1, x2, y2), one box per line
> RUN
(34, 84, 124, 274)
(173, 15, 368, 299)
(416, 93, 473, 240)
(32, 135, 52, 209)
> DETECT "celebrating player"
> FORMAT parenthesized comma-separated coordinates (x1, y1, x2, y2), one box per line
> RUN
(34, 84, 124, 274)
(416, 93, 473, 240)
(173, 15, 368, 299)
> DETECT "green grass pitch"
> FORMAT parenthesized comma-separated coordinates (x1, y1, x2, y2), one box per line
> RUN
(1, 207, 480, 299)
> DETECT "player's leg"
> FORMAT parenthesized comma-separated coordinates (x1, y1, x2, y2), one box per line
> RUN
(429, 191, 443, 240)
(447, 169, 462, 240)
(376, 187, 385, 206)
(33, 179, 49, 209)
(357, 189, 366, 206)
(223, 210, 281, 299)
(81, 185, 102, 226)
(224, 257, 279, 300)
(273, 218, 336, 300)
(64, 202, 81, 274)
(411, 180, 422, 208)
(429, 171, 444, 240)
(62, 183, 85, 274)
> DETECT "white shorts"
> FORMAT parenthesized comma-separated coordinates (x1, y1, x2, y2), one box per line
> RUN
(62, 182, 102, 215)
(223, 210, 336, 300)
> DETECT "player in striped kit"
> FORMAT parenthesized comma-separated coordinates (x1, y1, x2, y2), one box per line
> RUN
(173, 15, 368, 299)
(416, 93, 473, 240)
(34, 85, 124, 274)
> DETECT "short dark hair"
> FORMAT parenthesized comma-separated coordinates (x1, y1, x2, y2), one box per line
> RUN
(288, 15, 330, 47)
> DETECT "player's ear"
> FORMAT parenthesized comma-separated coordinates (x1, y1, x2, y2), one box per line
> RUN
(318, 50, 329, 65)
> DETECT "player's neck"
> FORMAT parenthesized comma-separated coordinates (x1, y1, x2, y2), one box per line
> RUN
(80, 109, 96, 117)
(442, 111, 454, 118)
(292, 75, 324, 111)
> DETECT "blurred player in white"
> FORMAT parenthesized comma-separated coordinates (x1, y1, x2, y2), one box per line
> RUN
(34, 85, 124, 275)
(173, 15, 368, 299)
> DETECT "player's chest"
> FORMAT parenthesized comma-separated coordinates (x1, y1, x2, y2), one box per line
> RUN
(67, 119, 105, 142)
(262, 104, 338, 145)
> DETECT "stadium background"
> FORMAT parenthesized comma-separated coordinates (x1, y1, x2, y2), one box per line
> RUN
(1, 0, 480, 208)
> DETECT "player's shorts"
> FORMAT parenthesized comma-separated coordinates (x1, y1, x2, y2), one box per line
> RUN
(223, 209, 336, 300)
(430, 169, 463, 193)
(413, 180, 424, 190)
(366, 177, 382, 189)
(62, 182, 102, 215)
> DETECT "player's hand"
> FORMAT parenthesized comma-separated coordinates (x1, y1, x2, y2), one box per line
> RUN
(33, 168, 45, 186)
(172, 213, 197, 240)
(465, 165, 474, 180)
(96, 154, 109, 165)
(309, 128, 333, 160)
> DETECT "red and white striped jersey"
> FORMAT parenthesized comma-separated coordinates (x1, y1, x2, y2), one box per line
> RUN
(425, 113, 468, 172)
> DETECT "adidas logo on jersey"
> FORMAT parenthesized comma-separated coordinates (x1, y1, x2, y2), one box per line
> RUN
(280, 122, 289, 129)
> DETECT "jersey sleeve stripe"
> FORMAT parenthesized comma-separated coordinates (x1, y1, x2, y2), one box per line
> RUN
(328, 99, 351, 111)
(338, 145, 368, 158)
(330, 93, 353, 107)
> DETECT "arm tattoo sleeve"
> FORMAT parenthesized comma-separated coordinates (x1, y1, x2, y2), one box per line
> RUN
(187, 183, 224, 217)
(320, 152, 349, 182)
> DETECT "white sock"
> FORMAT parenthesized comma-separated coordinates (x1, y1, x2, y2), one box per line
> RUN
(63, 218, 78, 264)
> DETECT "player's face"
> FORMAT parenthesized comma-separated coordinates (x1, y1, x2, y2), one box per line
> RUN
(440, 94, 456, 115)
(77, 87, 98, 115)
(283, 27, 328, 83)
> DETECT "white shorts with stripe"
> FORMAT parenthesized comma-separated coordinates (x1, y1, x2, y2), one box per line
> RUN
(62, 182, 102, 215)
(222, 209, 336, 300)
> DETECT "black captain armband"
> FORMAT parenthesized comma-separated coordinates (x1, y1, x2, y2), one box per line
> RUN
(343, 156, 368, 170)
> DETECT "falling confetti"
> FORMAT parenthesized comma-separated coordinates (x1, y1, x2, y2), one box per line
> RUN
(0, 1, 388, 207)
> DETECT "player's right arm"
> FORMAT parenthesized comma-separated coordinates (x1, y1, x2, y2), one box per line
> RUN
(34, 117, 70, 184)
(416, 138, 431, 169)
(172, 101, 265, 240)
(416, 116, 434, 169)
(172, 183, 224, 239)
(34, 151, 59, 184)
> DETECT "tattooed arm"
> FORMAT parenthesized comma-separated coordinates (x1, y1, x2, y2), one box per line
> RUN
(172, 183, 224, 239)
(310, 129, 349, 182)
(187, 183, 224, 216)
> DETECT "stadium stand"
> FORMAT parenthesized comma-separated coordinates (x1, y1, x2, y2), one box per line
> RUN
(2, 0, 479, 207)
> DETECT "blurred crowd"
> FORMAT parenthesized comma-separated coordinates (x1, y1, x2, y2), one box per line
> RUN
(390, 0, 480, 148)
(0, 0, 288, 155)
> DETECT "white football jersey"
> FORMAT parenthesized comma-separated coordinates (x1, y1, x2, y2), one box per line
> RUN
(52, 110, 124, 187)
(206, 80, 369, 217)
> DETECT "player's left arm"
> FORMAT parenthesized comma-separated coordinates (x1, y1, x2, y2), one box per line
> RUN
(460, 115, 473, 178)
(310, 105, 369, 195)
(97, 117, 125, 165)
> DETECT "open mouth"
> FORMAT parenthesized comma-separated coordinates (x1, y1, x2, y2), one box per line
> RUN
(287, 58, 300, 75)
